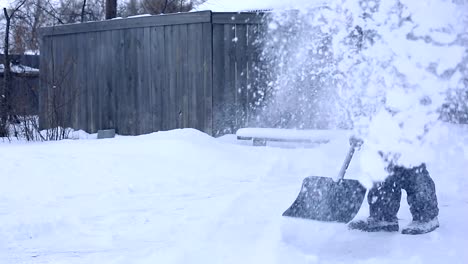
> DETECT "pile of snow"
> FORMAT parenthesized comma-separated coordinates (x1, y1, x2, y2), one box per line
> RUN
(1, 125, 467, 263)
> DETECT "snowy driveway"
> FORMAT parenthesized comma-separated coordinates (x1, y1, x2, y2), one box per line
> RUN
(1, 128, 467, 264)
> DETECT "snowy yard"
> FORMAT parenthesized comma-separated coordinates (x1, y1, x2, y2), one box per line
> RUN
(1, 0, 466, 262)
(1, 125, 467, 264)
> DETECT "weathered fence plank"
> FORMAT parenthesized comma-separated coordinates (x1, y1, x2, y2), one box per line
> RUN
(212, 24, 225, 135)
(177, 24, 188, 129)
(225, 23, 237, 133)
(124, 28, 137, 135)
(165, 25, 176, 131)
(114, 29, 125, 134)
(88, 33, 98, 133)
(142, 27, 153, 134)
(150, 26, 164, 132)
(99, 30, 112, 130)
(202, 22, 213, 135)
(187, 23, 198, 129)
(69, 33, 79, 129)
(236, 24, 248, 128)
(247, 24, 260, 125)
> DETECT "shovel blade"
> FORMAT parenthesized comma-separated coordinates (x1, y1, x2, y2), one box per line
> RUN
(283, 176, 366, 223)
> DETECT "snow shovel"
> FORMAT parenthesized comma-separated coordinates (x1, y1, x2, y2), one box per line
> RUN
(282, 136, 366, 223)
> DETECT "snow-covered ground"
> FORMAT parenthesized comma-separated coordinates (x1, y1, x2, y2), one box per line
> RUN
(1, 123, 467, 264)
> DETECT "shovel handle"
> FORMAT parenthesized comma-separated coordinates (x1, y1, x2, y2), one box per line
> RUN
(337, 136, 363, 180)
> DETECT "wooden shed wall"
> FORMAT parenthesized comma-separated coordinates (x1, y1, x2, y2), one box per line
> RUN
(39, 11, 267, 136)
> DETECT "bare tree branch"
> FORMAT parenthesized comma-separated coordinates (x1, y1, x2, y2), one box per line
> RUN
(34, 1, 65, 25)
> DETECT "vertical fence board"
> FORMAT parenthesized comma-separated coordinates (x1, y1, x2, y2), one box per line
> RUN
(141, 27, 153, 134)
(69, 33, 79, 129)
(94, 31, 104, 131)
(246, 24, 257, 124)
(223, 23, 237, 134)
(91, 32, 99, 133)
(39, 37, 51, 129)
(202, 22, 213, 135)
(187, 23, 200, 130)
(85, 33, 95, 133)
(75, 33, 87, 131)
(53, 36, 64, 127)
(235, 25, 248, 128)
(102, 30, 114, 130)
(110, 30, 124, 134)
(84, 33, 91, 132)
(122, 28, 135, 135)
(64, 34, 76, 129)
(99, 30, 107, 130)
(180, 24, 189, 128)
(173, 25, 182, 128)
(50, 36, 60, 129)
(133, 27, 144, 134)
(212, 24, 224, 136)
(151, 26, 165, 132)
(162, 26, 170, 131)
(55, 35, 74, 129)
(120, 30, 127, 134)
(164, 25, 176, 130)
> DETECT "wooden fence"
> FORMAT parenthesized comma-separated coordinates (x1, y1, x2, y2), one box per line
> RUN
(0, 72, 39, 115)
(1, 54, 40, 115)
(39, 11, 268, 136)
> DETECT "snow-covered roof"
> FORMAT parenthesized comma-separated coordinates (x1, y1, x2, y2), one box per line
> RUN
(196, 0, 326, 12)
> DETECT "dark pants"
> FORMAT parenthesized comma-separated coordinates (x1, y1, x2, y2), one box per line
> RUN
(368, 163, 439, 222)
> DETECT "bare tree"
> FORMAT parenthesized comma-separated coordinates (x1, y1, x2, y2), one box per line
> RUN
(141, 0, 193, 15)
(55, 0, 104, 24)
(11, 0, 47, 53)
(34, 0, 66, 25)
(122, 0, 206, 16)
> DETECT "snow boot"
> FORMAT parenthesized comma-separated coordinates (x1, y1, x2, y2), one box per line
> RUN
(348, 217, 399, 232)
(401, 217, 439, 235)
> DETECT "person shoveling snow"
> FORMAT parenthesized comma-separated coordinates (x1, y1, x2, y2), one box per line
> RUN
(349, 154, 440, 235)
(283, 137, 440, 235)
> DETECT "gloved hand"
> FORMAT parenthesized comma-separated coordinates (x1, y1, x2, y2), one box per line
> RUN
(349, 136, 364, 149)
